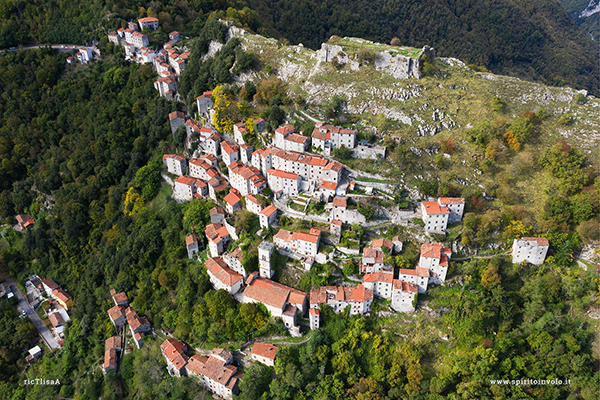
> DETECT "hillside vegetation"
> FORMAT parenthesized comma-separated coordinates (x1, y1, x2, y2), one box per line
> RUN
(0, 16, 597, 400)
(0, 0, 597, 95)
(229, 29, 600, 249)
(247, 0, 599, 95)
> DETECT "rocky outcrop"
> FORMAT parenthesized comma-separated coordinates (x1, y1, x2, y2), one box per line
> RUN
(316, 44, 346, 63)
(318, 40, 435, 80)
(374, 51, 416, 79)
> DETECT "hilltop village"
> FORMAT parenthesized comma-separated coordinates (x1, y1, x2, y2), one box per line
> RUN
(1, 11, 597, 400)
(126, 94, 549, 397)
(49, 20, 553, 397)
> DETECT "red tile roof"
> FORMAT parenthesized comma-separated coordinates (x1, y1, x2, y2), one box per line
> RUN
(297, 231, 319, 244)
(221, 141, 239, 155)
(331, 219, 342, 226)
(310, 285, 373, 305)
(210, 206, 225, 216)
(363, 247, 384, 263)
(251, 343, 279, 360)
(105, 336, 121, 351)
(175, 175, 197, 186)
(394, 280, 418, 292)
(169, 111, 185, 120)
(372, 238, 394, 250)
(197, 355, 237, 387)
(267, 169, 299, 180)
(161, 338, 188, 370)
(324, 161, 343, 172)
(311, 128, 330, 141)
(163, 154, 185, 161)
(52, 288, 72, 303)
(185, 354, 207, 375)
(48, 312, 64, 328)
(399, 267, 430, 277)
(104, 348, 118, 369)
(185, 233, 199, 246)
(138, 17, 159, 23)
(108, 305, 125, 322)
(205, 257, 243, 286)
(245, 194, 264, 205)
(112, 292, 128, 304)
(363, 270, 393, 284)
(421, 201, 449, 215)
(332, 197, 347, 208)
(224, 191, 241, 206)
(320, 181, 337, 190)
(260, 205, 278, 217)
(243, 276, 306, 310)
(422, 244, 441, 260)
(518, 237, 550, 246)
(285, 133, 309, 144)
(438, 197, 465, 205)
(42, 278, 59, 289)
(275, 125, 295, 135)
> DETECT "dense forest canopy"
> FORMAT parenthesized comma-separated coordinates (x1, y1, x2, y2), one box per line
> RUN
(0, 0, 598, 94)
(247, 0, 599, 95)
(0, 5, 598, 400)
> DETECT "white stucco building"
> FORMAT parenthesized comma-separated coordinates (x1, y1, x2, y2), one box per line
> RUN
(512, 237, 549, 265)
(421, 201, 450, 233)
(274, 228, 321, 257)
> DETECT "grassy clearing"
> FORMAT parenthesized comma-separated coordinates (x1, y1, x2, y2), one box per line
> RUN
(150, 183, 172, 212)
(352, 176, 392, 184)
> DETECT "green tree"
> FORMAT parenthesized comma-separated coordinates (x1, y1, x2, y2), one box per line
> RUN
(490, 96, 506, 113)
(237, 362, 272, 400)
(134, 157, 162, 201)
(269, 105, 285, 127)
(183, 199, 214, 232)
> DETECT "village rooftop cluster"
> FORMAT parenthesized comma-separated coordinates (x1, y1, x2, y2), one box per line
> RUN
(106, 18, 188, 100)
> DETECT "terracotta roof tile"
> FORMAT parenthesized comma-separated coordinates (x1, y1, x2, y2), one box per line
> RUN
(518, 237, 550, 246)
(185, 233, 199, 246)
(252, 343, 279, 360)
(243, 276, 306, 310)
(421, 201, 450, 215)
(260, 205, 278, 217)
(332, 197, 347, 208)
(438, 197, 465, 205)
(169, 111, 185, 120)
(206, 257, 243, 286)
(363, 270, 393, 284)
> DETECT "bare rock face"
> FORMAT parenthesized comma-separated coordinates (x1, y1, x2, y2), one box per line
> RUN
(318, 41, 435, 81)
(316, 43, 345, 63)
(375, 51, 415, 79)
(202, 41, 223, 62)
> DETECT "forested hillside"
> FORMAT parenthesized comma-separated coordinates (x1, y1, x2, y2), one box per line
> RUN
(0, 7, 598, 400)
(0, 0, 598, 94)
(558, 0, 600, 40)
(247, 0, 599, 95)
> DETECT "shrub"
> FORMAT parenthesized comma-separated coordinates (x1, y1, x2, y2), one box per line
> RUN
(357, 49, 375, 64)
(574, 93, 587, 104)
(490, 96, 506, 113)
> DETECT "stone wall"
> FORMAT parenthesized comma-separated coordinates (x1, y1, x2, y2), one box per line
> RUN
(317, 39, 435, 81)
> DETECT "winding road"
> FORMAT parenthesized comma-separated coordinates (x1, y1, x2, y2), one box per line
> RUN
(3, 277, 60, 349)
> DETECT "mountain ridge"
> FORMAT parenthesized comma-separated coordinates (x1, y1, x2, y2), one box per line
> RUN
(247, 0, 599, 95)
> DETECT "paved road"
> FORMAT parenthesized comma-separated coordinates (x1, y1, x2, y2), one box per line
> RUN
(4, 277, 60, 350)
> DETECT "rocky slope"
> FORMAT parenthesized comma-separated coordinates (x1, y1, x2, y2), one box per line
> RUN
(230, 27, 599, 160)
